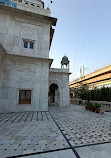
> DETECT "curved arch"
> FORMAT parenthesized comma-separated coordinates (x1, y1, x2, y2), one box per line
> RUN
(49, 83, 58, 91)
(49, 81, 59, 88)
(48, 83, 60, 106)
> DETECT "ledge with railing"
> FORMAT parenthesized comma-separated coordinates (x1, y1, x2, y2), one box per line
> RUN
(70, 99, 111, 112)
(90, 100, 111, 112)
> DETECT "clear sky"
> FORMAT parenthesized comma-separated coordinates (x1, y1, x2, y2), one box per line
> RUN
(44, 0, 111, 81)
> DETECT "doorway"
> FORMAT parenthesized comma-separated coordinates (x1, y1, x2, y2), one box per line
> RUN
(48, 83, 59, 106)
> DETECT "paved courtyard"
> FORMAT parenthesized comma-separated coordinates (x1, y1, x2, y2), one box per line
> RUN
(0, 105, 111, 158)
(50, 105, 111, 147)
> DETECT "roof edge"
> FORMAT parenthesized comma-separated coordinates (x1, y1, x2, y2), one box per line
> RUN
(0, 4, 57, 26)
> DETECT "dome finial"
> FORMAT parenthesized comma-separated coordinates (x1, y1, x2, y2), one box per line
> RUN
(61, 55, 70, 69)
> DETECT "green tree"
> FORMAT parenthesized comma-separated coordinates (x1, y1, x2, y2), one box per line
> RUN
(90, 90, 95, 100)
(109, 87, 111, 102)
(100, 87, 106, 101)
(105, 87, 109, 101)
(95, 89, 100, 101)
(80, 89, 90, 100)
(80, 87, 111, 102)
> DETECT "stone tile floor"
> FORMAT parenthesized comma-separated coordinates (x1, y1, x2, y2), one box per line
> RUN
(0, 112, 69, 158)
(76, 143, 111, 158)
(20, 149, 76, 158)
(50, 105, 111, 147)
(0, 111, 50, 123)
(0, 105, 111, 158)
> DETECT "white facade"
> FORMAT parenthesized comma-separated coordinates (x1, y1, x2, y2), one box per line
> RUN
(49, 68, 70, 107)
(0, 0, 70, 112)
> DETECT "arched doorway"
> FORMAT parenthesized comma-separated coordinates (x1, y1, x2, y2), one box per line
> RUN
(48, 83, 59, 106)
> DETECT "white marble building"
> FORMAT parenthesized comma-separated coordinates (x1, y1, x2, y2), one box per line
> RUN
(0, 0, 70, 112)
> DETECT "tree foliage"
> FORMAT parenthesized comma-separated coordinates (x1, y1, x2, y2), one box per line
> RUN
(80, 87, 111, 102)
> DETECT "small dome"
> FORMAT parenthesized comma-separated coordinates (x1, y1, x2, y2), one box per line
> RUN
(61, 55, 69, 66)
(46, 7, 50, 10)
(62, 55, 69, 62)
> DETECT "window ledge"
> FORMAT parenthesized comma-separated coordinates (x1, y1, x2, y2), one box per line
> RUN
(18, 104, 32, 106)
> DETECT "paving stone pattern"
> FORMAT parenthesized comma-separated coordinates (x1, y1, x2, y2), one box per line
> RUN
(0, 112, 50, 123)
(50, 105, 111, 147)
(1, 105, 111, 158)
(0, 112, 69, 158)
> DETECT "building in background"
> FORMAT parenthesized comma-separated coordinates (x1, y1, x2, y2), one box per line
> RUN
(70, 64, 111, 93)
(0, 0, 70, 112)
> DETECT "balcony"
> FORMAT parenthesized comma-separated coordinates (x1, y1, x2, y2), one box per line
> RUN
(0, 0, 51, 16)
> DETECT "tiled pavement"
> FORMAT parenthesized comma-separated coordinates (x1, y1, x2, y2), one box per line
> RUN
(20, 149, 76, 158)
(50, 105, 111, 147)
(0, 105, 111, 158)
(0, 111, 50, 123)
(0, 112, 68, 158)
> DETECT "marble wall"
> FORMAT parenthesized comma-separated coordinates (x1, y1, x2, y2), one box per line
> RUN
(0, 10, 50, 58)
(0, 5, 52, 112)
(49, 68, 70, 107)
(0, 56, 49, 112)
(0, 4, 70, 112)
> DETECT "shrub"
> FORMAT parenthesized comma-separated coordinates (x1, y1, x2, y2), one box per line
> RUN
(93, 103, 101, 109)
(109, 87, 111, 102)
(85, 102, 94, 110)
(80, 87, 111, 102)
(85, 102, 101, 110)
(95, 89, 100, 101)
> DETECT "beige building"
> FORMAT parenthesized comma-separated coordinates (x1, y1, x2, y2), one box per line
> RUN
(0, 0, 70, 112)
(70, 64, 111, 90)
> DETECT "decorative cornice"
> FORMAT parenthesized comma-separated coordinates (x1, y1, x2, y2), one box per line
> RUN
(0, 4, 57, 26)
(0, 43, 53, 67)
(5, 53, 53, 67)
(49, 68, 71, 75)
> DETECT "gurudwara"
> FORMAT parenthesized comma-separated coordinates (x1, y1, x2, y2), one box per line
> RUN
(0, 0, 70, 112)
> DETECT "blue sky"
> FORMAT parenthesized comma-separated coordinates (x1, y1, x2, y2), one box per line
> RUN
(44, 0, 111, 81)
